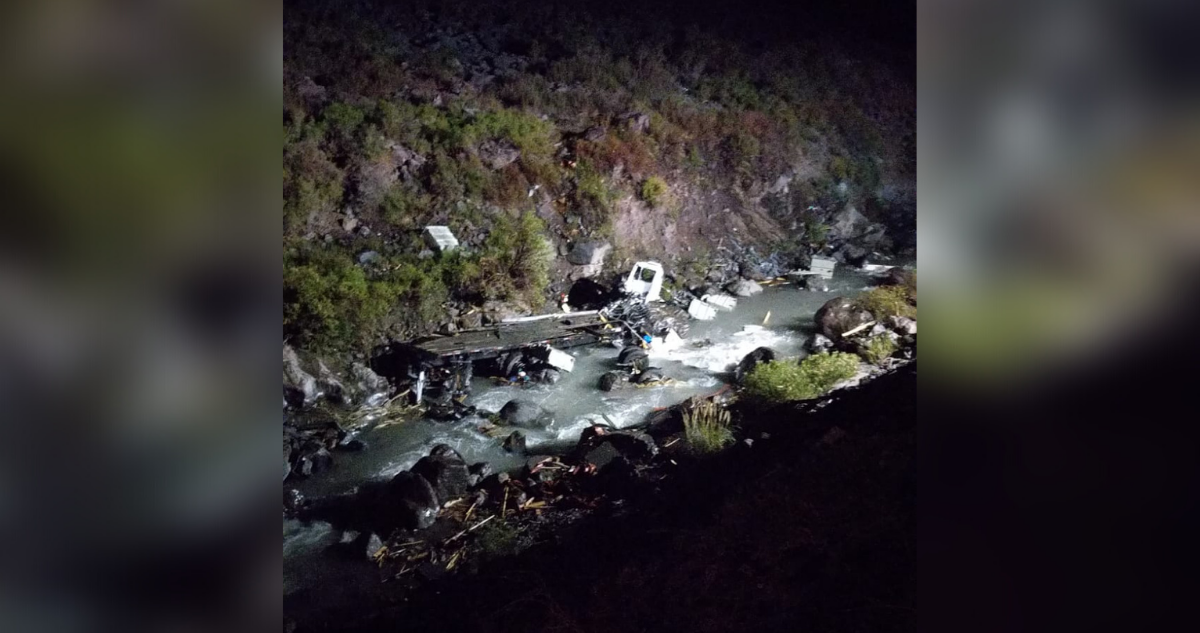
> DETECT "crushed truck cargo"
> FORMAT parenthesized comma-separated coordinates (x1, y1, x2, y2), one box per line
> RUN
(371, 261, 734, 405)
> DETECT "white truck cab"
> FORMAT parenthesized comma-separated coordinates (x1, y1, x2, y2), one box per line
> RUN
(623, 261, 665, 302)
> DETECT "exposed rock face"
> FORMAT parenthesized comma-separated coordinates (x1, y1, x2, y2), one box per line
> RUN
(317, 360, 352, 406)
(498, 399, 548, 428)
(726, 278, 764, 297)
(283, 345, 319, 407)
(888, 315, 917, 336)
(478, 138, 521, 169)
(566, 241, 611, 278)
(885, 267, 915, 288)
(735, 347, 776, 382)
(814, 297, 875, 341)
(350, 362, 390, 404)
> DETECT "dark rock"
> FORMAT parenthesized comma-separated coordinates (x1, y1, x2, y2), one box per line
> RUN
(725, 278, 763, 297)
(498, 399, 548, 428)
(307, 448, 334, 475)
(884, 267, 914, 288)
(735, 347, 776, 382)
(479, 472, 510, 497)
(632, 368, 665, 384)
(412, 449, 472, 504)
(833, 243, 869, 267)
(802, 276, 830, 292)
(599, 371, 624, 391)
(502, 430, 527, 454)
(468, 461, 492, 482)
(284, 488, 306, 514)
(386, 471, 440, 530)
(814, 297, 875, 341)
(574, 428, 657, 470)
(337, 437, 368, 452)
(537, 368, 562, 384)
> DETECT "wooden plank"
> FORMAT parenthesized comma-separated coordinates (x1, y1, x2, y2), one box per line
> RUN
(400, 312, 611, 364)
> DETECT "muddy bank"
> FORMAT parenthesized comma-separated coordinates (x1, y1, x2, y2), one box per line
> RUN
(285, 363, 915, 632)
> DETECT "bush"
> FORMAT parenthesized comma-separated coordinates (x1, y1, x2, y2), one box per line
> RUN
(640, 176, 668, 207)
(858, 286, 916, 320)
(474, 210, 552, 304)
(283, 248, 401, 350)
(743, 352, 860, 402)
(683, 401, 735, 454)
(860, 335, 898, 366)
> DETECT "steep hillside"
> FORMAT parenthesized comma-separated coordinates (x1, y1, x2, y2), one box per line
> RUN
(283, 0, 915, 352)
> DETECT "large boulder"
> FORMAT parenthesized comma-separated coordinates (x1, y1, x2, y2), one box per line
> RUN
(283, 345, 318, 407)
(410, 445, 473, 503)
(735, 347, 776, 382)
(384, 471, 440, 530)
(725, 278, 764, 297)
(498, 399, 548, 428)
(814, 297, 875, 341)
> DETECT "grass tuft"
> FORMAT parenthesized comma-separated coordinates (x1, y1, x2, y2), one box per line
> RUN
(683, 401, 735, 454)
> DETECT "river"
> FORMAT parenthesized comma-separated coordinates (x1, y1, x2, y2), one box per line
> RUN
(284, 266, 885, 599)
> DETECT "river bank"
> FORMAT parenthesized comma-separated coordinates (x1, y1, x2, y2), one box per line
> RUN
(285, 361, 916, 632)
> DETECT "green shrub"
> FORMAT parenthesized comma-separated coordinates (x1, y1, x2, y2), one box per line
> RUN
(858, 286, 916, 320)
(476, 520, 519, 559)
(475, 210, 552, 304)
(640, 176, 668, 207)
(743, 352, 860, 402)
(283, 248, 401, 350)
(683, 401, 735, 454)
(860, 335, 898, 366)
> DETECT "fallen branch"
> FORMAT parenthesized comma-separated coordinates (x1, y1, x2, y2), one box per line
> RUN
(443, 514, 497, 545)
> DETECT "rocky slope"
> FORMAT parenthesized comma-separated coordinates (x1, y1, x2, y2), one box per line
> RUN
(283, 0, 915, 355)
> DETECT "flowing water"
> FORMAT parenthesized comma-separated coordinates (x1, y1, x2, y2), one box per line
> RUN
(284, 266, 886, 598)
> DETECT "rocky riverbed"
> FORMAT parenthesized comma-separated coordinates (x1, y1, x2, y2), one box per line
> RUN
(283, 262, 915, 627)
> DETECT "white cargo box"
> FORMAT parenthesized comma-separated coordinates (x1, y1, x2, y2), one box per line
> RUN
(544, 347, 576, 372)
(687, 298, 717, 320)
(701, 293, 738, 311)
(806, 256, 836, 279)
(422, 225, 460, 252)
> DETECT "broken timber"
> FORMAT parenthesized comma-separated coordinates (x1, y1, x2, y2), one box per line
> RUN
(392, 312, 614, 368)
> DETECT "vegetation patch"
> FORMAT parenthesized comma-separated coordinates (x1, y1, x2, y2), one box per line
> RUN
(683, 401, 735, 454)
(743, 352, 860, 403)
(858, 286, 916, 320)
(860, 336, 898, 366)
(640, 176, 669, 207)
